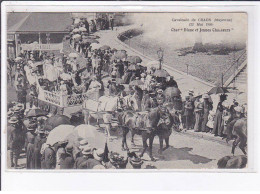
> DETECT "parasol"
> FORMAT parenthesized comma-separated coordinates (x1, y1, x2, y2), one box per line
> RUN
(164, 87, 181, 97)
(129, 79, 144, 86)
(153, 69, 170, 78)
(44, 115, 71, 131)
(26, 107, 48, 117)
(128, 64, 141, 71)
(145, 60, 161, 69)
(46, 125, 75, 146)
(79, 27, 87, 32)
(113, 51, 127, 60)
(208, 86, 229, 95)
(126, 56, 142, 64)
(72, 28, 80, 33)
(66, 124, 106, 158)
(91, 43, 100, 50)
(82, 38, 99, 44)
(69, 53, 78, 58)
(60, 73, 72, 80)
(99, 45, 111, 51)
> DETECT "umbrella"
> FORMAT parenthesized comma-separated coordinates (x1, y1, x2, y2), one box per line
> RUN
(44, 115, 71, 131)
(129, 79, 144, 86)
(99, 45, 111, 51)
(164, 87, 181, 97)
(126, 56, 142, 64)
(208, 86, 229, 95)
(15, 57, 22, 62)
(128, 64, 141, 71)
(46, 125, 75, 146)
(114, 51, 127, 60)
(82, 38, 99, 44)
(60, 73, 72, 80)
(153, 69, 170, 78)
(69, 53, 78, 58)
(146, 60, 161, 69)
(79, 27, 87, 32)
(72, 28, 80, 33)
(26, 107, 48, 117)
(91, 43, 100, 50)
(66, 124, 106, 158)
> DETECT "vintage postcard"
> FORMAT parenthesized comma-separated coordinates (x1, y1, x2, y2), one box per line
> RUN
(2, 8, 248, 171)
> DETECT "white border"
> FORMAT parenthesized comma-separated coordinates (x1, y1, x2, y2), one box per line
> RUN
(1, 1, 260, 190)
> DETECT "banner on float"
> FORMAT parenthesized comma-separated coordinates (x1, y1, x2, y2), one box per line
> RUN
(20, 43, 63, 51)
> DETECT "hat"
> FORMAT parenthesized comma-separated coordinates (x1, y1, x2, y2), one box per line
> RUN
(93, 148, 104, 161)
(65, 145, 73, 153)
(38, 128, 45, 134)
(82, 144, 92, 155)
(8, 117, 19, 124)
(141, 73, 146, 77)
(234, 106, 243, 113)
(13, 106, 21, 113)
(28, 120, 37, 130)
(79, 139, 89, 149)
(202, 93, 210, 99)
(16, 103, 24, 110)
(157, 89, 163, 94)
(130, 157, 143, 169)
(188, 89, 194, 95)
(7, 111, 14, 118)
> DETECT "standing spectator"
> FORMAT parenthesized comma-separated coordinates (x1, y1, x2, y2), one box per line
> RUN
(60, 145, 75, 169)
(201, 94, 213, 132)
(8, 117, 25, 168)
(194, 96, 203, 132)
(25, 121, 37, 169)
(34, 128, 47, 169)
(184, 95, 194, 131)
(41, 144, 56, 169)
(212, 94, 227, 136)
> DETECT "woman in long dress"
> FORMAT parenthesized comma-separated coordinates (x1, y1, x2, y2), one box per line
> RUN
(212, 94, 227, 136)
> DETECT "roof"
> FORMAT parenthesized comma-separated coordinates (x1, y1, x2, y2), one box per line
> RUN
(7, 12, 73, 33)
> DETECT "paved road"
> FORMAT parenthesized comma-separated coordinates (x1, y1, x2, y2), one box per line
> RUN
(7, 128, 242, 169)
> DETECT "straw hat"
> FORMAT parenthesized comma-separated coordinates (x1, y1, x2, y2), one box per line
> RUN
(82, 144, 92, 155)
(8, 117, 19, 124)
(202, 93, 210, 99)
(93, 148, 104, 162)
(79, 139, 89, 150)
(234, 106, 243, 113)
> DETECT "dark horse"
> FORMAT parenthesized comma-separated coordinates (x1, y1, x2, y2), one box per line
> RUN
(232, 118, 247, 155)
(117, 107, 174, 161)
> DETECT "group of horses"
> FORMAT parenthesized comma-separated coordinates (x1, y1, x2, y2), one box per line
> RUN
(81, 87, 247, 160)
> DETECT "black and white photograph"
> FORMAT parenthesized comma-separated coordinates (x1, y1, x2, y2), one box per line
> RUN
(3, 10, 248, 171)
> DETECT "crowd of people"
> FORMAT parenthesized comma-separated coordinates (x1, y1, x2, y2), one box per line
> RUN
(7, 16, 247, 169)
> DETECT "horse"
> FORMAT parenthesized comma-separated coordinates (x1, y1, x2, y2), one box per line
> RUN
(117, 106, 174, 161)
(232, 118, 247, 155)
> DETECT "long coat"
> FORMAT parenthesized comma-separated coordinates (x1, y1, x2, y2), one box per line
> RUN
(212, 102, 224, 136)
(41, 147, 56, 169)
(34, 135, 46, 169)
(60, 153, 75, 169)
(25, 132, 36, 169)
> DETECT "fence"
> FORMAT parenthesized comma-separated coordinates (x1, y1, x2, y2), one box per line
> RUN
(221, 49, 247, 87)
